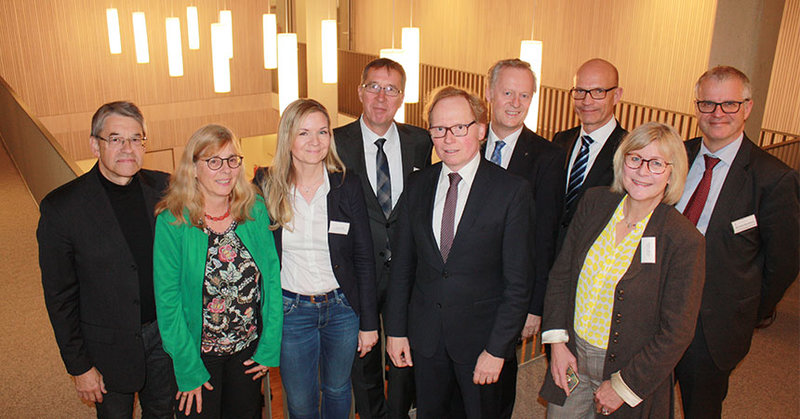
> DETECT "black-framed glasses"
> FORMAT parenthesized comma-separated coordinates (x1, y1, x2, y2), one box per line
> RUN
(428, 121, 476, 139)
(695, 99, 749, 114)
(200, 155, 243, 170)
(570, 86, 618, 100)
(360, 82, 403, 97)
(624, 153, 672, 174)
(94, 135, 146, 148)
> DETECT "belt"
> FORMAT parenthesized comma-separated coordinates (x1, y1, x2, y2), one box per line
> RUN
(282, 289, 339, 304)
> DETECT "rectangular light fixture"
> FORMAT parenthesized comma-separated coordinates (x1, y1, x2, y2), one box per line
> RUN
(277, 33, 299, 114)
(106, 9, 121, 54)
(263, 14, 277, 69)
(166, 18, 183, 77)
(219, 10, 233, 59)
(401, 27, 420, 103)
(211, 22, 231, 93)
(519, 40, 543, 130)
(379, 48, 405, 123)
(132, 12, 149, 63)
(187, 7, 200, 50)
(321, 19, 337, 84)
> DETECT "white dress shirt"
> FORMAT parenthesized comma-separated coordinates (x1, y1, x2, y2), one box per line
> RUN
(484, 125, 524, 169)
(281, 170, 340, 295)
(432, 153, 481, 247)
(675, 135, 743, 235)
(565, 118, 618, 193)
(359, 117, 404, 210)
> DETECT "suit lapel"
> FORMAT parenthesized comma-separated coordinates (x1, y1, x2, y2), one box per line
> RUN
(583, 124, 623, 188)
(563, 130, 581, 171)
(81, 166, 136, 257)
(447, 159, 491, 258)
(420, 164, 443, 263)
(707, 137, 752, 234)
(507, 128, 534, 173)
(140, 172, 161, 231)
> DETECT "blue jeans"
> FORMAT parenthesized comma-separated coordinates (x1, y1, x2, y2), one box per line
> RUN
(280, 290, 359, 419)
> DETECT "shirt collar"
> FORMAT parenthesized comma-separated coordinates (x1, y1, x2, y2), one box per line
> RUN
(580, 117, 617, 145)
(359, 116, 399, 148)
(700, 133, 743, 167)
(441, 152, 481, 187)
(487, 124, 524, 150)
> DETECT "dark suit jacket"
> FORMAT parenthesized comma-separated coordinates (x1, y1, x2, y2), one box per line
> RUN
(334, 119, 432, 304)
(485, 127, 566, 316)
(553, 122, 627, 230)
(685, 136, 800, 370)
(270, 170, 380, 332)
(540, 188, 705, 416)
(37, 165, 169, 392)
(385, 158, 532, 364)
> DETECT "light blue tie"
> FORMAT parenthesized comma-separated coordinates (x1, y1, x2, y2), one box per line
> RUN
(490, 140, 506, 166)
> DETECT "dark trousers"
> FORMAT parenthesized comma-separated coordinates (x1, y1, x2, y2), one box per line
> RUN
(414, 341, 517, 419)
(95, 321, 177, 419)
(181, 344, 262, 419)
(675, 318, 733, 419)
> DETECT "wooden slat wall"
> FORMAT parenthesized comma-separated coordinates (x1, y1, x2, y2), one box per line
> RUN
(763, 139, 800, 171)
(763, 0, 800, 137)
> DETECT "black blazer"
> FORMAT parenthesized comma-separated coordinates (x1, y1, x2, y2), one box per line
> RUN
(553, 122, 627, 230)
(333, 119, 432, 301)
(37, 165, 169, 392)
(269, 170, 380, 332)
(485, 127, 566, 316)
(385, 158, 532, 363)
(684, 136, 800, 370)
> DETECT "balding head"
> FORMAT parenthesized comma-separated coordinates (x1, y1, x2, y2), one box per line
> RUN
(571, 58, 622, 133)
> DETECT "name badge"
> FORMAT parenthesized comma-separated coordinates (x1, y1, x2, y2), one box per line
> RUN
(731, 214, 757, 234)
(329, 221, 350, 235)
(641, 237, 656, 264)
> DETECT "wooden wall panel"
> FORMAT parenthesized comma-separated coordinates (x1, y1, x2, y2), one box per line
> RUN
(763, 0, 800, 136)
(351, 0, 716, 114)
(0, 0, 279, 160)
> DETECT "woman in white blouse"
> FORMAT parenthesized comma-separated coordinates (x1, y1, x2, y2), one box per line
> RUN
(260, 99, 379, 418)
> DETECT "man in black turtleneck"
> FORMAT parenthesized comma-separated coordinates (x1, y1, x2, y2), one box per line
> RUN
(38, 101, 175, 418)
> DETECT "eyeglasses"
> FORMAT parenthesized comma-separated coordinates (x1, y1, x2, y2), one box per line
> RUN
(360, 82, 403, 97)
(428, 121, 477, 139)
(200, 155, 243, 170)
(570, 86, 618, 100)
(695, 99, 749, 114)
(94, 135, 146, 148)
(624, 153, 672, 174)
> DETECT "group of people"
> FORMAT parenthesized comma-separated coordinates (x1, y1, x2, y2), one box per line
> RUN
(37, 54, 798, 419)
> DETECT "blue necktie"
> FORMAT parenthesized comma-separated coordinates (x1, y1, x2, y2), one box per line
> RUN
(375, 138, 392, 218)
(490, 140, 506, 166)
(565, 135, 594, 210)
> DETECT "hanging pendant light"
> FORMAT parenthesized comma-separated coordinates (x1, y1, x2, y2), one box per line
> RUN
(166, 17, 184, 77)
(187, 6, 200, 50)
(519, 6, 543, 130)
(401, 27, 419, 103)
(379, 48, 405, 123)
(106, 9, 121, 54)
(211, 22, 231, 92)
(219, 10, 233, 59)
(263, 14, 277, 69)
(321, 19, 337, 84)
(132, 12, 150, 63)
(277, 33, 299, 114)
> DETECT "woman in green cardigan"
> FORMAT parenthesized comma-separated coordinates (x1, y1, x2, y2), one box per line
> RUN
(153, 124, 282, 418)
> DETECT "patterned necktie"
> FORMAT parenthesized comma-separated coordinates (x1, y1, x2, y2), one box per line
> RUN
(490, 140, 506, 166)
(440, 172, 462, 263)
(375, 138, 392, 218)
(683, 155, 721, 225)
(565, 135, 594, 210)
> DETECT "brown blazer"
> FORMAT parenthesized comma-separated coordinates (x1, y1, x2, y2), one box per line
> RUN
(540, 187, 705, 417)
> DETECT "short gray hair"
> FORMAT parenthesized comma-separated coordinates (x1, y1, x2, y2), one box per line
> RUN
(487, 59, 537, 93)
(90, 101, 146, 137)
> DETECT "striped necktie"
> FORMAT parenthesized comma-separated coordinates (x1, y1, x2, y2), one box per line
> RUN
(490, 140, 506, 166)
(565, 135, 594, 210)
(375, 138, 392, 218)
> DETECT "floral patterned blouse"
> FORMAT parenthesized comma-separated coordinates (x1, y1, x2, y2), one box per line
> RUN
(201, 221, 261, 355)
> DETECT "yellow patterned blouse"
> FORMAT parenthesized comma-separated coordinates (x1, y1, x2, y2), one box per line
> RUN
(574, 196, 653, 349)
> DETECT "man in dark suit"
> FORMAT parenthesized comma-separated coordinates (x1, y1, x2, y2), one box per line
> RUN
(552, 58, 626, 239)
(335, 58, 432, 419)
(484, 58, 566, 340)
(38, 102, 176, 418)
(385, 86, 531, 418)
(674, 66, 800, 418)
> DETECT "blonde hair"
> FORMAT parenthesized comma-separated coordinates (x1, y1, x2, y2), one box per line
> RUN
(261, 99, 344, 230)
(156, 124, 256, 226)
(611, 122, 688, 205)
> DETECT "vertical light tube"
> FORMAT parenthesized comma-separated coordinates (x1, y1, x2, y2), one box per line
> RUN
(106, 9, 121, 54)
(166, 18, 183, 77)
(321, 19, 337, 84)
(219, 10, 233, 59)
(263, 14, 277, 69)
(379, 48, 406, 123)
(187, 6, 200, 50)
(519, 40, 543, 130)
(132, 12, 150, 63)
(211, 23, 231, 93)
(277, 33, 299, 114)
(401, 27, 420, 103)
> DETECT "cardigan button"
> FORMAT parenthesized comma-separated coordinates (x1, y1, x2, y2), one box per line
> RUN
(613, 338, 618, 344)
(609, 353, 616, 361)
(334, 264, 340, 269)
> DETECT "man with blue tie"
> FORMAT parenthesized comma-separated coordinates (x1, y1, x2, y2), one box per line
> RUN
(552, 59, 627, 245)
